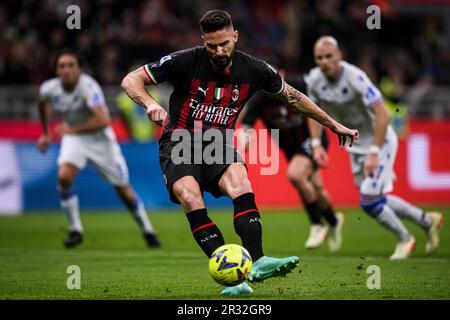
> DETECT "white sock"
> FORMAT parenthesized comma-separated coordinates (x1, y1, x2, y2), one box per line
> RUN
(376, 204, 409, 242)
(132, 199, 155, 234)
(387, 195, 432, 229)
(61, 195, 83, 233)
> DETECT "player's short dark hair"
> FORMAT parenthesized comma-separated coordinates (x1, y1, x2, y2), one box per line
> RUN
(53, 48, 83, 70)
(199, 10, 233, 33)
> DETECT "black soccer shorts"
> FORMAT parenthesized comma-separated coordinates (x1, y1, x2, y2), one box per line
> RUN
(283, 130, 329, 170)
(158, 132, 245, 204)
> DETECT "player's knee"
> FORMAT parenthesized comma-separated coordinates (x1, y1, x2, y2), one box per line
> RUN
(287, 168, 308, 187)
(174, 185, 203, 210)
(58, 174, 73, 189)
(115, 186, 135, 205)
(360, 194, 387, 218)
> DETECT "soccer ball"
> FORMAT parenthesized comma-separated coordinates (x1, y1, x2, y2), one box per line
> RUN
(209, 244, 252, 287)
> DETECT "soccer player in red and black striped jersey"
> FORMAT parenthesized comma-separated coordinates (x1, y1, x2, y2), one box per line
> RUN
(122, 10, 358, 296)
(240, 59, 344, 253)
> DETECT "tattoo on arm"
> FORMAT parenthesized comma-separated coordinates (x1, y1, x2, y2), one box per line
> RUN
(278, 83, 302, 105)
(277, 83, 336, 130)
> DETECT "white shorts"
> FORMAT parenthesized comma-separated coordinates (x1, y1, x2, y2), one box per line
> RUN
(57, 130, 129, 187)
(350, 137, 398, 196)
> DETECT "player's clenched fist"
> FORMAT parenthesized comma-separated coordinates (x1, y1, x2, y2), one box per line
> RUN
(146, 104, 167, 126)
(37, 134, 50, 154)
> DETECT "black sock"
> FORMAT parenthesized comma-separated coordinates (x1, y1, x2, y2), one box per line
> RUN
(186, 208, 225, 257)
(304, 200, 322, 225)
(321, 205, 337, 227)
(233, 193, 264, 261)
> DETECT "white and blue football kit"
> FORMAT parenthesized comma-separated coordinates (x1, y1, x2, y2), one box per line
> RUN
(39, 72, 160, 248)
(306, 61, 397, 195)
(305, 60, 439, 259)
(39, 73, 129, 186)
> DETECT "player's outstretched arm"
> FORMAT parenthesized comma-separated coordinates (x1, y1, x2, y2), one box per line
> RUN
(37, 99, 52, 154)
(278, 83, 359, 147)
(121, 67, 167, 126)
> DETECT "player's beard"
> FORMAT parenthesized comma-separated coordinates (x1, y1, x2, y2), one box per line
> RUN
(210, 51, 234, 70)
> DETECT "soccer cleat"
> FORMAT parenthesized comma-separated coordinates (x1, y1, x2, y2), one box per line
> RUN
(220, 282, 253, 296)
(305, 224, 328, 249)
(64, 231, 83, 248)
(328, 212, 345, 252)
(389, 234, 416, 260)
(425, 212, 444, 255)
(144, 233, 162, 248)
(247, 256, 300, 283)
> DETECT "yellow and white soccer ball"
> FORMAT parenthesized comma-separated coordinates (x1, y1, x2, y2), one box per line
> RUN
(209, 244, 252, 287)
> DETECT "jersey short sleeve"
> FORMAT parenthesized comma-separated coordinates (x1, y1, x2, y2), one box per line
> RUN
(143, 48, 195, 85)
(257, 61, 285, 95)
(81, 77, 106, 109)
(39, 79, 54, 102)
(348, 66, 384, 109)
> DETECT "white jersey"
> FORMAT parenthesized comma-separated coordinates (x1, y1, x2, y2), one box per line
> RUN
(39, 73, 128, 186)
(305, 61, 396, 154)
(39, 73, 115, 139)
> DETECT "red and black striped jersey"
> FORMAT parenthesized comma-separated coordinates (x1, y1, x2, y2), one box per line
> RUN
(143, 46, 284, 138)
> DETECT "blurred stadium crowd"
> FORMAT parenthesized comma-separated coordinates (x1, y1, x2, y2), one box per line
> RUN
(1, 0, 450, 85)
(0, 0, 449, 120)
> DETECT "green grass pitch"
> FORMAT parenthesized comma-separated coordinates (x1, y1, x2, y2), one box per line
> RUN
(0, 207, 449, 300)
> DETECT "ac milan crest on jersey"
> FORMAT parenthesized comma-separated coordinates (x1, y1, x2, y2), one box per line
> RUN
(232, 87, 240, 102)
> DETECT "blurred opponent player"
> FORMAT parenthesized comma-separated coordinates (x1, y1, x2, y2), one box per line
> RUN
(121, 10, 358, 295)
(239, 59, 344, 252)
(307, 36, 443, 260)
(37, 49, 161, 249)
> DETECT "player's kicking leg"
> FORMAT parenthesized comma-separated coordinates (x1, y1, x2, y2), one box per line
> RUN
(58, 163, 83, 248)
(218, 163, 300, 286)
(115, 186, 161, 248)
